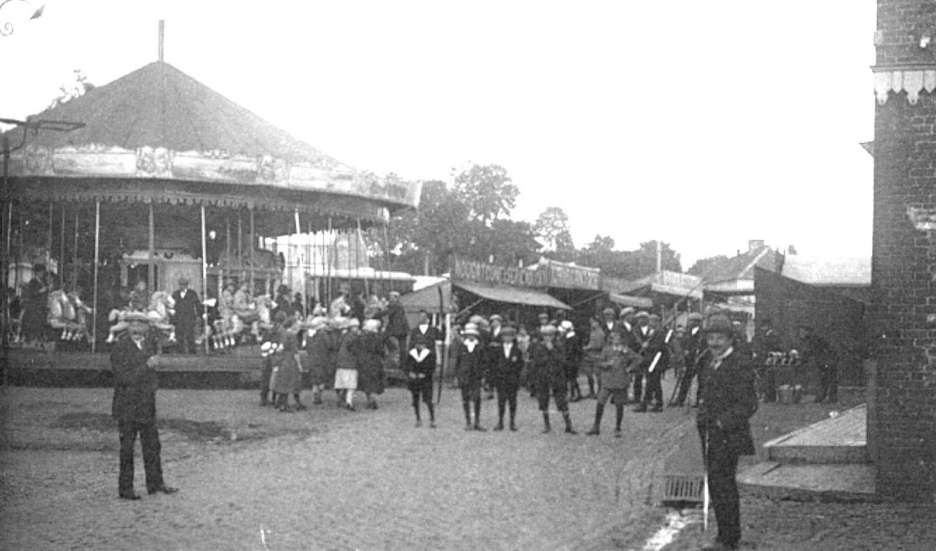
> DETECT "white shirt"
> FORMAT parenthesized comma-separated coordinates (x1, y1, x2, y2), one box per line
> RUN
(418, 324, 429, 334)
(502, 343, 513, 359)
(712, 346, 735, 371)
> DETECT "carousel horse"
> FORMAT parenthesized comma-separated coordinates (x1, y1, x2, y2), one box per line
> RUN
(47, 290, 89, 342)
(107, 291, 176, 343)
(147, 290, 176, 342)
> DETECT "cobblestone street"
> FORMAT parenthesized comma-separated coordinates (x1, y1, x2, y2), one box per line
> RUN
(0, 383, 690, 550)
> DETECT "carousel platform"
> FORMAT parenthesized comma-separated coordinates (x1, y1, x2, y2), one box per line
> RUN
(1, 346, 409, 389)
(2, 346, 264, 389)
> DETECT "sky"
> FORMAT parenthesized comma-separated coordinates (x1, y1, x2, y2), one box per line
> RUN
(0, 0, 876, 267)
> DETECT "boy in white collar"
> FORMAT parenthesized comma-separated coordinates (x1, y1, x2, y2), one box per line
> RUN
(406, 335, 437, 427)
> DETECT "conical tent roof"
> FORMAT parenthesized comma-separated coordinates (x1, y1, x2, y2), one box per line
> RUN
(5, 61, 420, 224)
(19, 62, 337, 164)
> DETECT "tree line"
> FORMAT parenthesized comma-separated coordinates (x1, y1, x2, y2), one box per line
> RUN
(366, 163, 701, 281)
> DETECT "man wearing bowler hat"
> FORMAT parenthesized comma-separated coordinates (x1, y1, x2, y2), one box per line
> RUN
(697, 313, 757, 550)
(111, 312, 178, 500)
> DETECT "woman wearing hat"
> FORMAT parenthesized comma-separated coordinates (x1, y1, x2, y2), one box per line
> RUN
(304, 314, 334, 405)
(455, 323, 487, 431)
(334, 318, 361, 410)
(270, 312, 307, 413)
(354, 318, 387, 410)
(697, 314, 757, 551)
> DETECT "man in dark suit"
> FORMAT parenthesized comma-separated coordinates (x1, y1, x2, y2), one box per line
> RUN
(111, 313, 178, 500)
(381, 291, 410, 369)
(631, 311, 655, 411)
(408, 309, 443, 347)
(489, 325, 524, 431)
(697, 314, 757, 551)
(455, 323, 487, 431)
(171, 277, 201, 354)
(671, 312, 706, 407)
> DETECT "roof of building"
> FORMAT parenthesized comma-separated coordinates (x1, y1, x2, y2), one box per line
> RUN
(700, 246, 783, 284)
(780, 255, 871, 287)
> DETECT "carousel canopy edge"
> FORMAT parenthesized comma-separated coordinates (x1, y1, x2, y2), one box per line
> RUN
(6, 144, 421, 212)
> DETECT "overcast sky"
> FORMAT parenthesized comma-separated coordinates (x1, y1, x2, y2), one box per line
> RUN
(0, 0, 876, 267)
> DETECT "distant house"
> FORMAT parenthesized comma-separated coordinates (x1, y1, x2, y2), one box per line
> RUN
(700, 240, 785, 298)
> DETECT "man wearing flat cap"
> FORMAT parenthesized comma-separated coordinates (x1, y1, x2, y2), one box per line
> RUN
(111, 313, 177, 500)
(172, 276, 201, 354)
(697, 314, 757, 550)
(631, 311, 654, 410)
(530, 324, 577, 434)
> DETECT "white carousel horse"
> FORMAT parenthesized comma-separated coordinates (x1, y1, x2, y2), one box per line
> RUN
(47, 290, 88, 342)
(210, 293, 274, 350)
(147, 290, 176, 342)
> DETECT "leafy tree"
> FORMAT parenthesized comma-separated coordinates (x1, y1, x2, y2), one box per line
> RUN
(534, 206, 576, 261)
(688, 254, 731, 279)
(453, 164, 518, 226)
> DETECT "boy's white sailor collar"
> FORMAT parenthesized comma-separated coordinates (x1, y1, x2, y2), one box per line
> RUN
(409, 348, 431, 362)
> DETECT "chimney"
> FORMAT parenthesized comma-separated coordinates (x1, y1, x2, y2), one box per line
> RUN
(748, 239, 765, 252)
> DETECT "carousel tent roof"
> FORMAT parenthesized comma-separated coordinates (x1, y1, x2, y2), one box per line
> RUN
(13, 62, 338, 164)
(4, 61, 421, 225)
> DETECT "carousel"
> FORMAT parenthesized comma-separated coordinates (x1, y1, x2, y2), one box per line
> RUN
(1, 57, 420, 364)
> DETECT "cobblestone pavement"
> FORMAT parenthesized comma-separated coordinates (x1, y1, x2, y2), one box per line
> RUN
(0, 382, 692, 550)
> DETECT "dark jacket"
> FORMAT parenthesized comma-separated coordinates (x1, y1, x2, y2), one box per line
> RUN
(354, 331, 386, 395)
(529, 342, 566, 387)
(406, 346, 436, 379)
(455, 341, 486, 389)
(110, 333, 159, 423)
(171, 288, 201, 329)
(383, 302, 409, 338)
(408, 324, 443, 348)
(488, 342, 524, 388)
(680, 326, 706, 369)
(697, 348, 757, 456)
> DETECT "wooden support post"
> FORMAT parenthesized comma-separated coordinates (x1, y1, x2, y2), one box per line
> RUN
(294, 209, 304, 316)
(201, 205, 209, 354)
(91, 201, 100, 352)
(47, 202, 53, 264)
(237, 212, 243, 281)
(147, 203, 155, 291)
(59, 204, 65, 287)
(249, 207, 255, 295)
(72, 209, 79, 290)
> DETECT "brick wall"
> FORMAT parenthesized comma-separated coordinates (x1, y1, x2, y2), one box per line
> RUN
(872, 0, 936, 502)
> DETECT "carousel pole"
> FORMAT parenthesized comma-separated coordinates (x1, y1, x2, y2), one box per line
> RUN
(147, 202, 155, 291)
(383, 224, 392, 295)
(91, 201, 100, 353)
(72, 209, 79, 290)
(237, 212, 243, 282)
(326, 217, 333, 306)
(47, 202, 53, 265)
(249, 207, 255, 294)
(2, 135, 8, 380)
(201, 205, 209, 354)
(357, 219, 368, 298)
(59, 204, 65, 287)
(294, 209, 304, 316)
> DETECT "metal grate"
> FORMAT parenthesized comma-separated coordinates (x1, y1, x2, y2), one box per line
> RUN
(661, 474, 705, 504)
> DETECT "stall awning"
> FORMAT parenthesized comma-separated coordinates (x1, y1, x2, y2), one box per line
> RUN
(608, 293, 653, 309)
(455, 281, 571, 310)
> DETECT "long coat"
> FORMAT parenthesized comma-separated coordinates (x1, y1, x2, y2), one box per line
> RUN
(171, 288, 201, 333)
(110, 333, 159, 423)
(271, 326, 301, 394)
(306, 328, 337, 387)
(354, 331, 386, 395)
(697, 348, 757, 456)
(488, 342, 524, 389)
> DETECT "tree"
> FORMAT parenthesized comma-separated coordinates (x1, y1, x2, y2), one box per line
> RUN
(577, 237, 683, 281)
(534, 206, 576, 261)
(687, 254, 730, 280)
(453, 164, 519, 226)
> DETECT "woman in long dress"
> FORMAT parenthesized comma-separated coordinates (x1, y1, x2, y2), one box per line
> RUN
(304, 315, 333, 405)
(21, 266, 50, 346)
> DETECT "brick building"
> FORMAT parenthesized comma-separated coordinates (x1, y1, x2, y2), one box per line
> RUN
(870, 0, 936, 501)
